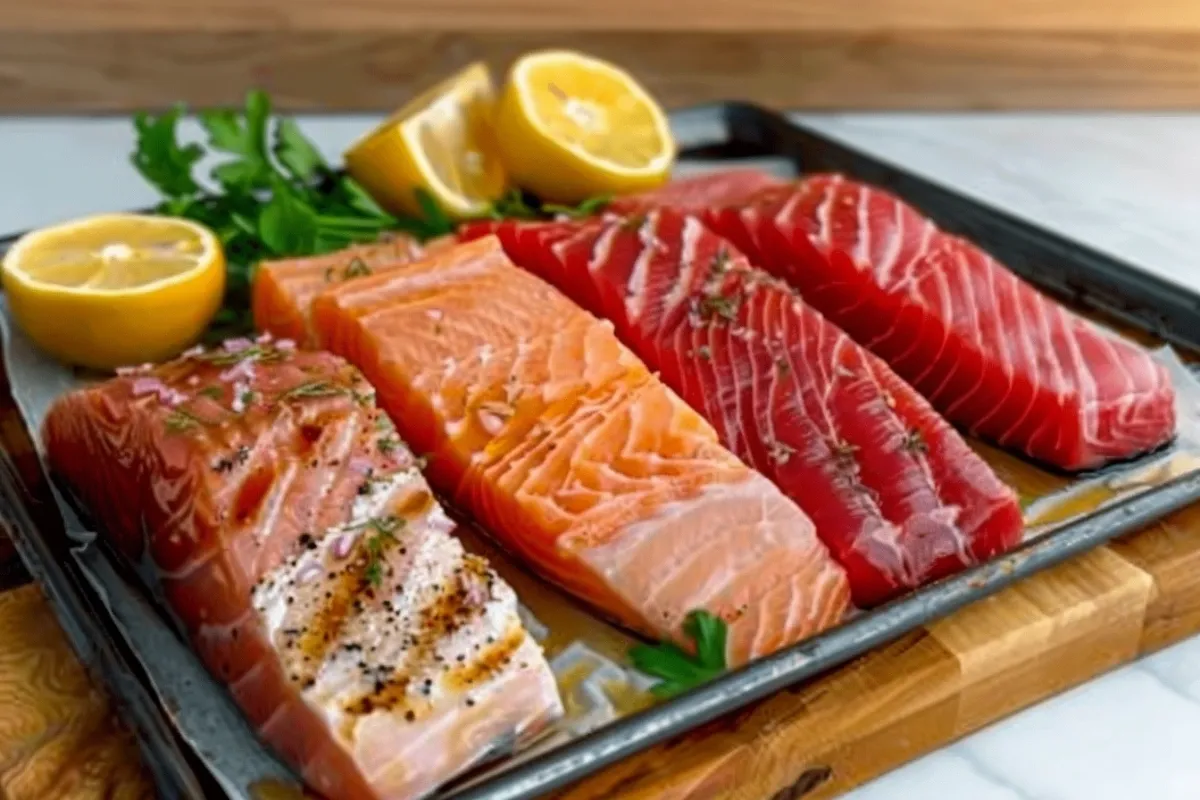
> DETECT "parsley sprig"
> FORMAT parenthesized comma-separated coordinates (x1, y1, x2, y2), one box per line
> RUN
(629, 610, 728, 698)
(131, 90, 614, 340)
(132, 92, 403, 339)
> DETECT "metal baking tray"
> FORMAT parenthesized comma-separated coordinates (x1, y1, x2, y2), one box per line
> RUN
(3, 101, 1200, 800)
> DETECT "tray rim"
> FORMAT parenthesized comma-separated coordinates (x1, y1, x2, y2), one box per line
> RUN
(2, 100, 1199, 800)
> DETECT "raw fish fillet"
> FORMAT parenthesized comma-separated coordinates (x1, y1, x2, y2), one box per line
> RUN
(461, 212, 1024, 606)
(608, 168, 786, 215)
(42, 338, 561, 800)
(252, 236, 425, 346)
(698, 173, 1177, 470)
(311, 236, 852, 663)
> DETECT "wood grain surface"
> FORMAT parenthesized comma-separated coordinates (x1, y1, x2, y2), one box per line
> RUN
(0, 583, 152, 799)
(4, 499, 1196, 799)
(2, 0, 1200, 110)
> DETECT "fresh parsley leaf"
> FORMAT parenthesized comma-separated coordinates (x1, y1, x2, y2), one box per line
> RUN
(131, 106, 204, 198)
(628, 609, 728, 699)
(258, 184, 318, 255)
(336, 177, 393, 220)
(488, 189, 541, 220)
(543, 194, 612, 218)
(274, 118, 326, 184)
(414, 189, 454, 236)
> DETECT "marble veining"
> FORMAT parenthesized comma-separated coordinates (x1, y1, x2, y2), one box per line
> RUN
(4, 112, 1200, 798)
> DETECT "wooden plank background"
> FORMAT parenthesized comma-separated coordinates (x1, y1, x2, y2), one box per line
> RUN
(2, 0, 1200, 111)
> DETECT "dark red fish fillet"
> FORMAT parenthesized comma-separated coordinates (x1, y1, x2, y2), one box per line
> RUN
(698, 173, 1177, 471)
(42, 338, 561, 799)
(461, 211, 1024, 606)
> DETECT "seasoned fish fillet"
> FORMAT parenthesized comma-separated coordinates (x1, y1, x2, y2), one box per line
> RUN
(310, 237, 852, 665)
(252, 237, 425, 346)
(42, 337, 561, 800)
(675, 172, 1177, 470)
(461, 212, 1024, 606)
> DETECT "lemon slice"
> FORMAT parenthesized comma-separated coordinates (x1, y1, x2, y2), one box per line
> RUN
(344, 62, 508, 220)
(494, 50, 676, 204)
(2, 213, 225, 370)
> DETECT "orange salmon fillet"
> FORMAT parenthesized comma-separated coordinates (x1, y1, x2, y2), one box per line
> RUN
(42, 337, 561, 799)
(311, 237, 852, 665)
(252, 237, 425, 346)
(254, 235, 462, 348)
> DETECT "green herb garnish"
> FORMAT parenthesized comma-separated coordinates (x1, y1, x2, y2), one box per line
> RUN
(278, 380, 348, 401)
(484, 189, 612, 221)
(198, 386, 223, 399)
(359, 515, 405, 587)
(543, 194, 612, 219)
(629, 610, 728, 699)
(164, 408, 207, 434)
(132, 91, 421, 338)
(194, 343, 286, 367)
(343, 257, 372, 278)
(698, 293, 740, 323)
(131, 90, 612, 339)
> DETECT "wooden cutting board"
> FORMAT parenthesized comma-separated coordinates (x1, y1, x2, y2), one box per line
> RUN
(2, 497, 1199, 798)
(2, 0, 1200, 111)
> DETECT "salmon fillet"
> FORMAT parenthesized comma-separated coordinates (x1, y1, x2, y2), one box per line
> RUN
(42, 337, 562, 800)
(252, 236, 425, 346)
(310, 237, 852, 665)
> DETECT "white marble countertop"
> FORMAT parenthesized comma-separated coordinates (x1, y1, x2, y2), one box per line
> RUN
(4, 113, 1200, 799)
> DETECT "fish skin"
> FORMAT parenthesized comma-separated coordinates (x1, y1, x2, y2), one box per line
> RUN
(462, 213, 1024, 607)
(253, 236, 425, 347)
(699, 173, 1177, 471)
(311, 235, 853, 664)
(42, 340, 561, 800)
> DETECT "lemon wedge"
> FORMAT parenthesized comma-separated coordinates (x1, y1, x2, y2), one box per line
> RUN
(494, 50, 675, 204)
(2, 213, 225, 370)
(344, 62, 508, 220)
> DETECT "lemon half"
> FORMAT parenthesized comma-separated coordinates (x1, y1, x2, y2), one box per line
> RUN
(2, 213, 225, 370)
(344, 62, 508, 220)
(495, 50, 676, 204)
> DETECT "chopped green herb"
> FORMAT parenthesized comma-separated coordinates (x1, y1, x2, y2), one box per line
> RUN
(239, 389, 256, 407)
(484, 189, 610, 221)
(542, 194, 612, 218)
(195, 344, 286, 367)
(710, 248, 731, 276)
(278, 380, 347, 401)
(359, 515, 404, 587)
(377, 436, 400, 455)
(697, 293, 740, 323)
(164, 408, 207, 433)
(344, 257, 372, 278)
(696, 345, 712, 361)
(629, 610, 728, 699)
(901, 429, 928, 454)
(198, 386, 223, 399)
